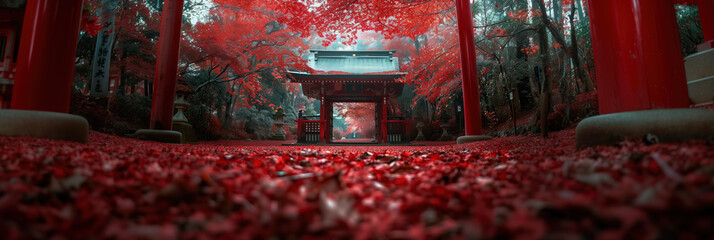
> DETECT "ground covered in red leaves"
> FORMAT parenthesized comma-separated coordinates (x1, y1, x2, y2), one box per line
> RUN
(1, 129, 714, 239)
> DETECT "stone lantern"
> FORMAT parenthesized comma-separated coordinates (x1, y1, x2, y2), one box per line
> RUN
(172, 76, 197, 143)
(271, 107, 287, 140)
(439, 122, 453, 141)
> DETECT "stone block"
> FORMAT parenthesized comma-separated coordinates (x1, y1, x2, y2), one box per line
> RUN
(0, 109, 89, 143)
(457, 135, 493, 144)
(688, 76, 714, 105)
(684, 48, 714, 82)
(576, 109, 714, 149)
(172, 121, 197, 143)
(133, 129, 183, 144)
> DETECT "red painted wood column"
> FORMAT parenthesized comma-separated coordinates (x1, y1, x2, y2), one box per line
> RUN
(149, 0, 185, 130)
(296, 119, 304, 141)
(320, 96, 326, 143)
(1, 29, 16, 80)
(382, 95, 388, 143)
(588, 0, 689, 114)
(455, 0, 484, 136)
(10, 0, 84, 113)
(699, 0, 714, 43)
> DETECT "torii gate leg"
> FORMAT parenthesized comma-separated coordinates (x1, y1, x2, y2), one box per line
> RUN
(698, 0, 714, 50)
(150, 0, 185, 130)
(382, 95, 388, 144)
(588, 0, 689, 113)
(0, 0, 89, 143)
(576, 0, 714, 148)
(454, 0, 492, 144)
(135, 0, 185, 143)
(11, 0, 84, 113)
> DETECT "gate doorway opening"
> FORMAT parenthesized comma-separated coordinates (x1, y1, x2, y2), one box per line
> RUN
(331, 102, 376, 143)
(289, 50, 411, 145)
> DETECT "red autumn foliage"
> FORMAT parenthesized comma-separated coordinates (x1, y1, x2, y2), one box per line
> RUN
(334, 102, 377, 137)
(1, 128, 713, 239)
(79, 9, 102, 36)
(547, 91, 599, 130)
(187, 0, 311, 110)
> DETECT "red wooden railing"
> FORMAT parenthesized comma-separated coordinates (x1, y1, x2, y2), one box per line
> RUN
(297, 117, 410, 144)
(383, 119, 410, 143)
(296, 119, 325, 143)
(0, 63, 14, 109)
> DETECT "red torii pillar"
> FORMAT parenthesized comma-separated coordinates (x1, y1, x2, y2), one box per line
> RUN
(149, 0, 185, 130)
(587, 0, 689, 114)
(699, 0, 714, 49)
(576, 0, 714, 149)
(0, 0, 89, 143)
(320, 95, 326, 143)
(455, 0, 491, 144)
(10, 0, 84, 112)
(381, 95, 388, 144)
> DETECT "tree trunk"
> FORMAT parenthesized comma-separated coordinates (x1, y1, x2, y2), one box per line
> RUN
(552, 0, 569, 98)
(535, 0, 593, 92)
(537, 24, 551, 137)
(512, 0, 533, 110)
(576, 0, 587, 21)
(119, 51, 127, 95)
(553, 0, 563, 26)
(569, 0, 594, 92)
(529, 75, 540, 103)
(223, 99, 233, 128)
(223, 81, 242, 128)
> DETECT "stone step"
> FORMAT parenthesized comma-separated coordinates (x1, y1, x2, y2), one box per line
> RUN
(688, 75, 714, 105)
(684, 48, 714, 82)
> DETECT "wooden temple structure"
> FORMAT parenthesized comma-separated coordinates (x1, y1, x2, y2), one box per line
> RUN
(289, 50, 410, 144)
(0, 7, 23, 109)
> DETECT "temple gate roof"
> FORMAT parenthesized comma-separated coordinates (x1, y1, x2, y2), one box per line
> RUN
(288, 50, 406, 83)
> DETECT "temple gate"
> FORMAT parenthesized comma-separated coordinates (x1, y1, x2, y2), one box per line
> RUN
(289, 50, 410, 144)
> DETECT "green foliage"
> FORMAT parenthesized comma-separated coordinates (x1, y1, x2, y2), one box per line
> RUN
(74, 34, 98, 91)
(184, 69, 229, 140)
(69, 91, 111, 132)
(676, 5, 704, 56)
(109, 93, 152, 127)
(256, 70, 297, 121)
(185, 103, 220, 140)
(234, 108, 275, 140)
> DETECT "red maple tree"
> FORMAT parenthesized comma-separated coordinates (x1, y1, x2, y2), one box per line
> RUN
(188, 0, 312, 112)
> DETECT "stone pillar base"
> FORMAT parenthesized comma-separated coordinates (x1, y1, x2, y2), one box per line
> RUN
(576, 109, 714, 149)
(133, 129, 183, 144)
(0, 109, 89, 143)
(172, 121, 197, 143)
(457, 135, 493, 144)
